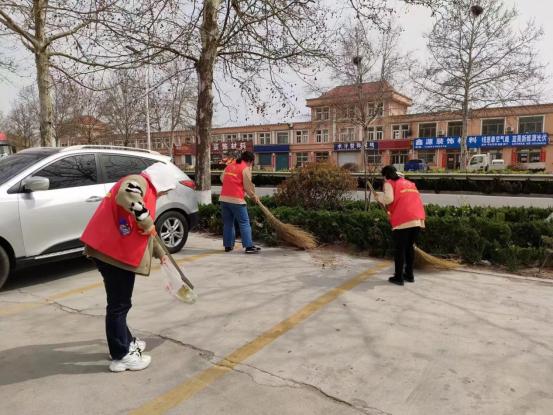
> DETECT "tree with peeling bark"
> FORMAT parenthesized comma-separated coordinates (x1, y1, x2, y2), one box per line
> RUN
(105, 0, 331, 204)
(412, 0, 546, 169)
(0, 0, 117, 147)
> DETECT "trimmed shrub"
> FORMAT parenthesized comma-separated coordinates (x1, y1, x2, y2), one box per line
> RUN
(274, 162, 357, 210)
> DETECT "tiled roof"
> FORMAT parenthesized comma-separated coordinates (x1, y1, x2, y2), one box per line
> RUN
(318, 81, 395, 98)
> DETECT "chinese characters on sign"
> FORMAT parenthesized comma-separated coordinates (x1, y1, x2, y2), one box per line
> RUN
(333, 141, 379, 151)
(211, 140, 253, 154)
(413, 133, 549, 150)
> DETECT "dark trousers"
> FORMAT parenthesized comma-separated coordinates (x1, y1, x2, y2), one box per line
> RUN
(94, 259, 135, 360)
(392, 227, 421, 280)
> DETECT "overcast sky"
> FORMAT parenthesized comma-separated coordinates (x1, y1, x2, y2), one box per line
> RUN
(0, 0, 551, 128)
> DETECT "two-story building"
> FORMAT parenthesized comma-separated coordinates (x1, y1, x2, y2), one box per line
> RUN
(67, 81, 553, 172)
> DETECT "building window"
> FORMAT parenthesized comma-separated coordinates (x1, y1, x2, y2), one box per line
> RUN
(295, 130, 308, 144)
(482, 118, 505, 136)
(517, 148, 541, 163)
(366, 150, 381, 165)
(339, 127, 356, 142)
(224, 133, 238, 141)
(368, 126, 383, 140)
(418, 122, 437, 138)
(258, 153, 272, 166)
(489, 151, 503, 160)
(241, 133, 254, 141)
(295, 152, 309, 167)
(316, 129, 329, 143)
(391, 150, 409, 165)
(314, 107, 330, 121)
(315, 151, 329, 162)
(417, 150, 435, 164)
(339, 106, 356, 120)
(367, 102, 384, 117)
(276, 131, 289, 144)
(447, 121, 463, 137)
(392, 124, 409, 139)
(258, 132, 271, 145)
(518, 116, 544, 134)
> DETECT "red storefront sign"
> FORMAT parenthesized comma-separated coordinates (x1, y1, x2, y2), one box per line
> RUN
(211, 140, 253, 154)
(378, 139, 411, 150)
(173, 144, 196, 156)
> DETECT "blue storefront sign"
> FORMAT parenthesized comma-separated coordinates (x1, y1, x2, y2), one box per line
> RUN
(253, 144, 290, 153)
(414, 133, 549, 150)
(334, 141, 379, 151)
(413, 136, 461, 150)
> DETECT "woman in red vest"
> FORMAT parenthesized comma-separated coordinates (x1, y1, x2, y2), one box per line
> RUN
(220, 151, 261, 254)
(376, 165, 426, 286)
(81, 162, 175, 372)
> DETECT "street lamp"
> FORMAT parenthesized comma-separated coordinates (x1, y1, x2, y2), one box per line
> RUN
(125, 45, 152, 151)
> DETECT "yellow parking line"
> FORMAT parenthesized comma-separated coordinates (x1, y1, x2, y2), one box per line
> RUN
(129, 262, 391, 415)
(0, 249, 221, 317)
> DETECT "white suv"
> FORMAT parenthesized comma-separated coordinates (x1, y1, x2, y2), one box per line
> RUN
(0, 145, 199, 289)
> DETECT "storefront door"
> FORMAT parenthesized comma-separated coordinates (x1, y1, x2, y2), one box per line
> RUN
(276, 153, 289, 170)
(446, 152, 461, 170)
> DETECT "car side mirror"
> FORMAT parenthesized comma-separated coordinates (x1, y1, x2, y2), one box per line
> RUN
(22, 176, 50, 192)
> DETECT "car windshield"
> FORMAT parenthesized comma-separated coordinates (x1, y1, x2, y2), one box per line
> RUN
(0, 152, 53, 185)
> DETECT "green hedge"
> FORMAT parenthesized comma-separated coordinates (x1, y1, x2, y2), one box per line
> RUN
(185, 172, 553, 194)
(198, 197, 553, 270)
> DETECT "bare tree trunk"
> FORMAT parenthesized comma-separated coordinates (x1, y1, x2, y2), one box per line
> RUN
(194, 0, 221, 205)
(34, 0, 54, 147)
(461, 92, 470, 171)
(362, 125, 369, 210)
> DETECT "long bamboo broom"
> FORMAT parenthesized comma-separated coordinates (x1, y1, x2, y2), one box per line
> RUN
(255, 200, 317, 250)
(366, 180, 458, 270)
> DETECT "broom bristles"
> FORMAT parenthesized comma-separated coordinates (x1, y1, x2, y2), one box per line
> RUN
(414, 246, 458, 270)
(257, 202, 317, 250)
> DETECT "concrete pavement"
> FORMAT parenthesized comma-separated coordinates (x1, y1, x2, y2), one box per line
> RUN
(1, 233, 552, 414)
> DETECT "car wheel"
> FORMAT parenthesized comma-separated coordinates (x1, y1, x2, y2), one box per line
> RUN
(0, 245, 10, 290)
(156, 211, 189, 254)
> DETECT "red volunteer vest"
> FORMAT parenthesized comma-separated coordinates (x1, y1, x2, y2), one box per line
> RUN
(387, 178, 426, 228)
(221, 162, 247, 199)
(80, 174, 157, 267)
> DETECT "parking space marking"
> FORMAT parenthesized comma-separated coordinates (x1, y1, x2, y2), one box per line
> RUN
(0, 249, 222, 317)
(129, 261, 391, 415)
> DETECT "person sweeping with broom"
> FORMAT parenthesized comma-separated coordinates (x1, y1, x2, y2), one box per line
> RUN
(81, 162, 176, 372)
(375, 165, 426, 286)
(220, 151, 261, 254)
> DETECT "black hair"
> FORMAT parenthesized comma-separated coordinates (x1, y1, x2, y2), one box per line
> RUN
(236, 151, 255, 164)
(381, 165, 400, 181)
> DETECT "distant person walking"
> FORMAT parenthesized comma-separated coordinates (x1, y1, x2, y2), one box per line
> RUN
(81, 162, 176, 372)
(220, 151, 261, 254)
(376, 165, 426, 286)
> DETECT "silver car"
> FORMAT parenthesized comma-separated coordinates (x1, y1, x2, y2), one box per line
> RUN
(0, 145, 199, 289)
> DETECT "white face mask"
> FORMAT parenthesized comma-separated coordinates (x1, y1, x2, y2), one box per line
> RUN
(143, 162, 177, 193)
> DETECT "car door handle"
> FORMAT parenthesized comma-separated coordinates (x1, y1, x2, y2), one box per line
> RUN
(86, 196, 103, 203)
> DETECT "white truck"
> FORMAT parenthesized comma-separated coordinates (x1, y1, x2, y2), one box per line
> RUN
(0, 132, 14, 159)
(467, 154, 506, 172)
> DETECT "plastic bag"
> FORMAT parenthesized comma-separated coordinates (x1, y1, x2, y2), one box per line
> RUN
(160, 261, 197, 304)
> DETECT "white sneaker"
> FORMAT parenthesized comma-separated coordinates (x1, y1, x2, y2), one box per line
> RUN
(108, 338, 146, 360)
(131, 337, 146, 353)
(109, 349, 151, 372)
